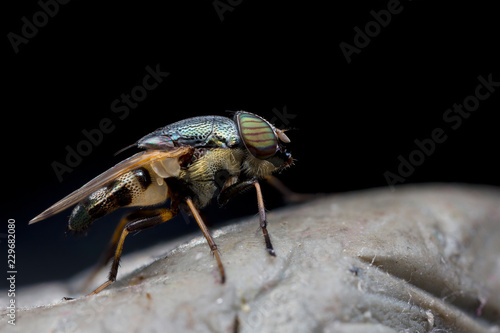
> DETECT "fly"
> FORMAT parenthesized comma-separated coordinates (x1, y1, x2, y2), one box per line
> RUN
(30, 111, 293, 296)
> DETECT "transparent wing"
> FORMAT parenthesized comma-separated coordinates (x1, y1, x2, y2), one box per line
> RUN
(29, 147, 192, 224)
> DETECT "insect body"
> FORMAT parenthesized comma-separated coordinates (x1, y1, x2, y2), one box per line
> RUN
(30, 111, 292, 295)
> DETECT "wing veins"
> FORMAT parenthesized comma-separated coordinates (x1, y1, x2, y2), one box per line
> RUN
(29, 147, 191, 225)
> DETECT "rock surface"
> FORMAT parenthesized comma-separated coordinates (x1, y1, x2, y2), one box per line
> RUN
(2, 184, 500, 333)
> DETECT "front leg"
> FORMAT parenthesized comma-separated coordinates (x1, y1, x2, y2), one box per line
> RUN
(218, 179, 276, 256)
(253, 181, 276, 256)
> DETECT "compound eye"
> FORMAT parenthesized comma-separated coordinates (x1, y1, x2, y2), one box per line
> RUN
(237, 112, 278, 159)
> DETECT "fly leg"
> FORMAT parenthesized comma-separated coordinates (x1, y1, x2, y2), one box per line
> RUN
(218, 179, 276, 256)
(253, 181, 276, 256)
(87, 208, 176, 296)
(80, 215, 130, 292)
(185, 198, 226, 283)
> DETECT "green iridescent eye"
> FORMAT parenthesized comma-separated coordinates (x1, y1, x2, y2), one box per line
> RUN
(236, 112, 278, 159)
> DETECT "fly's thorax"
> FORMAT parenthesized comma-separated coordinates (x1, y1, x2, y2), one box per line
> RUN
(138, 116, 240, 150)
(179, 147, 245, 208)
(181, 148, 244, 181)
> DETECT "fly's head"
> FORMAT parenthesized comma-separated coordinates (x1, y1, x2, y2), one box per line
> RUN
(235, 111, 293, 178)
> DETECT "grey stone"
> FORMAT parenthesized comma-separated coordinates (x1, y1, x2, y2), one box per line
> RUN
(2, 184, 500, 333)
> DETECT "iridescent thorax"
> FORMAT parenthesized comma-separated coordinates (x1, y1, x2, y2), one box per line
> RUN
(138, 116, 240, 150)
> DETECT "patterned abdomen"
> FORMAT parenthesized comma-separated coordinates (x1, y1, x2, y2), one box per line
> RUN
(68, 167, 168, 231)
(236, 112, 278, 159)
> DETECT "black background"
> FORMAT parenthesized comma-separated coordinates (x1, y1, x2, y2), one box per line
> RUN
(3, 1, 499, 288)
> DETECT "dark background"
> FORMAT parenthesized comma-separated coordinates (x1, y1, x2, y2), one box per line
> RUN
(3, 1, 499, 288)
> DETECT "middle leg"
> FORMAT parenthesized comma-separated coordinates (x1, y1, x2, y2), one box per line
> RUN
(185, 197, 226, 283)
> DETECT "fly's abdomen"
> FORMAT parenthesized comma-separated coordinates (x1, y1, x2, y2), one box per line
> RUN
(68, 167, 168, 231)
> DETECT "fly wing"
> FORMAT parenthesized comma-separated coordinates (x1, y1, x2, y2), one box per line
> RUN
(29, 147, 192, 225)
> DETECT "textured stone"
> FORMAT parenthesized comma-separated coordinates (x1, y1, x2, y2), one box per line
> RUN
(2, 184, 500, 333)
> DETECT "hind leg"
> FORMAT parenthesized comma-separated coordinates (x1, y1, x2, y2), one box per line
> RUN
(80, 210, 159, 291)
(87, 208, 175, 296)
